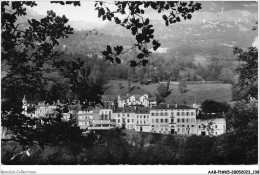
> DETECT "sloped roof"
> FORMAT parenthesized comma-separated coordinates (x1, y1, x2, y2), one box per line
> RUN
(114, 107, 135, 113)
(120, 94, 148, 100)
(101, 95, 117, 101)
(151, 103, 194, 110)
(135, 107, 150, 114)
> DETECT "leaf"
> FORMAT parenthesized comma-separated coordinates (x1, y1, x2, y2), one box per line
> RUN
(144, 18, 149, 25)
(114, 17, 121, 24)
(187, 14, 192, 19)
(131, 26, 138, 35)
(137, 53, 144, 59)
(106, 45, 112, 54)
(152, 40, 161, 51)
(162, 14, 168, 21)
(114, 46, 123, 55)
(115, 57, 121, 64)
(130, 60, 137, 67)
(176, 16, 180, 22)
(142, 60, 149, 66)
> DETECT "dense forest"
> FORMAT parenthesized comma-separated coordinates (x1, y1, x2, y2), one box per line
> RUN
(55, 29, 239, 84)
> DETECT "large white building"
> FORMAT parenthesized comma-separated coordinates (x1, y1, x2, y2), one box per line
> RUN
(150, 103, 197, 135)
(135, 107, 151, 132)
(113, 107, 136, 129)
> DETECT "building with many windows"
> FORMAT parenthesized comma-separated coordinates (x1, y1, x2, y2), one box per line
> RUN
(88, 108, 115, 130)
(135, 107, 150, 132)
(150, 103, 197, 135)
(77, 106, 94, 129)
(19, 95, 226, 136)
(113, 107, 136, 129)
(34, 102, 58, 118)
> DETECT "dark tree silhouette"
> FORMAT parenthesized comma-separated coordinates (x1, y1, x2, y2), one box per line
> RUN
(232, 47, 258, 101)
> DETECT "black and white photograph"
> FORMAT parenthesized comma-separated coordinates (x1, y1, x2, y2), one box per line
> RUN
(1, 0, 259, 174)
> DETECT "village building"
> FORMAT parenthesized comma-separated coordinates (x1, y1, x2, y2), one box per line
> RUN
(150, 103, 197, 135)
(113, 107, 135, 129)
(197, 118, 226, 136)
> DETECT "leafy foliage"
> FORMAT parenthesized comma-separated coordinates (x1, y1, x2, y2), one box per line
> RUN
(95, 1, 201, 66)
(201, 100, 230, 114)
(1, 1, 102, 151)
(232, 47, 258, 101)
(157, 83, 168, 98)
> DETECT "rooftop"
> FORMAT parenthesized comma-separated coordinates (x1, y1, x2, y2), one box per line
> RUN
(151, 103, 195, 110)
(114, 107, 135, 113)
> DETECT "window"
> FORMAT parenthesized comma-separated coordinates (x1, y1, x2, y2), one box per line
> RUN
(123, 114, 125, 117)
(137, 120, 139, 124)
(215, 132, 217, 135)
(187, 118, 190, 123)
(182, 119, 185, 123)
(151, 113, 154, 116)
(152, 119, 154, 123)
(165, 128, 168, 131)
(132, 119, 134, 123)
(118, 119, 120, 123)
(182, 128, 185, 133)
(140, 120, 142, 124)
(165, 112, 168, 116)
(161, 112, 164, 116)
(171, 112, 174, 116)
(178, 128, 180, 132)
(177, 119, 180, 123)
(156, 119, 159, 123)
(191, 112, 195, 116)
(181, 112, 185, 116)
(140, 115, 142, 119)
(144, 121, 146, 124)
(127, 114, 130, 117)
(191, 125, 194, 127)
(165, 119, 168, 123)
(147, 116, 149, 119)
(161, 119, 164, 123)
(215, 125, 218, 128)
(171, 119, 174, 123)
(186, 112, 189, 116)
(118, 114, 120, 117)
(199, 125, 201, 128)
(156, 113, 158, 116)
(144, 115, 146, 119)
(177, 112, 180, 116)
(127, 119, 130, 123)
(161, 128, 163, 131)
(137, 115, 139, 118)
(191, 118, 195, 123)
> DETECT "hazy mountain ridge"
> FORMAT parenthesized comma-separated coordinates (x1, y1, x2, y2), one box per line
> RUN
(15, 2, 258, 60)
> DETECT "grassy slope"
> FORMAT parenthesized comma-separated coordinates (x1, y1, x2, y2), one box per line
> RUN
(103, 80, 232, 105)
